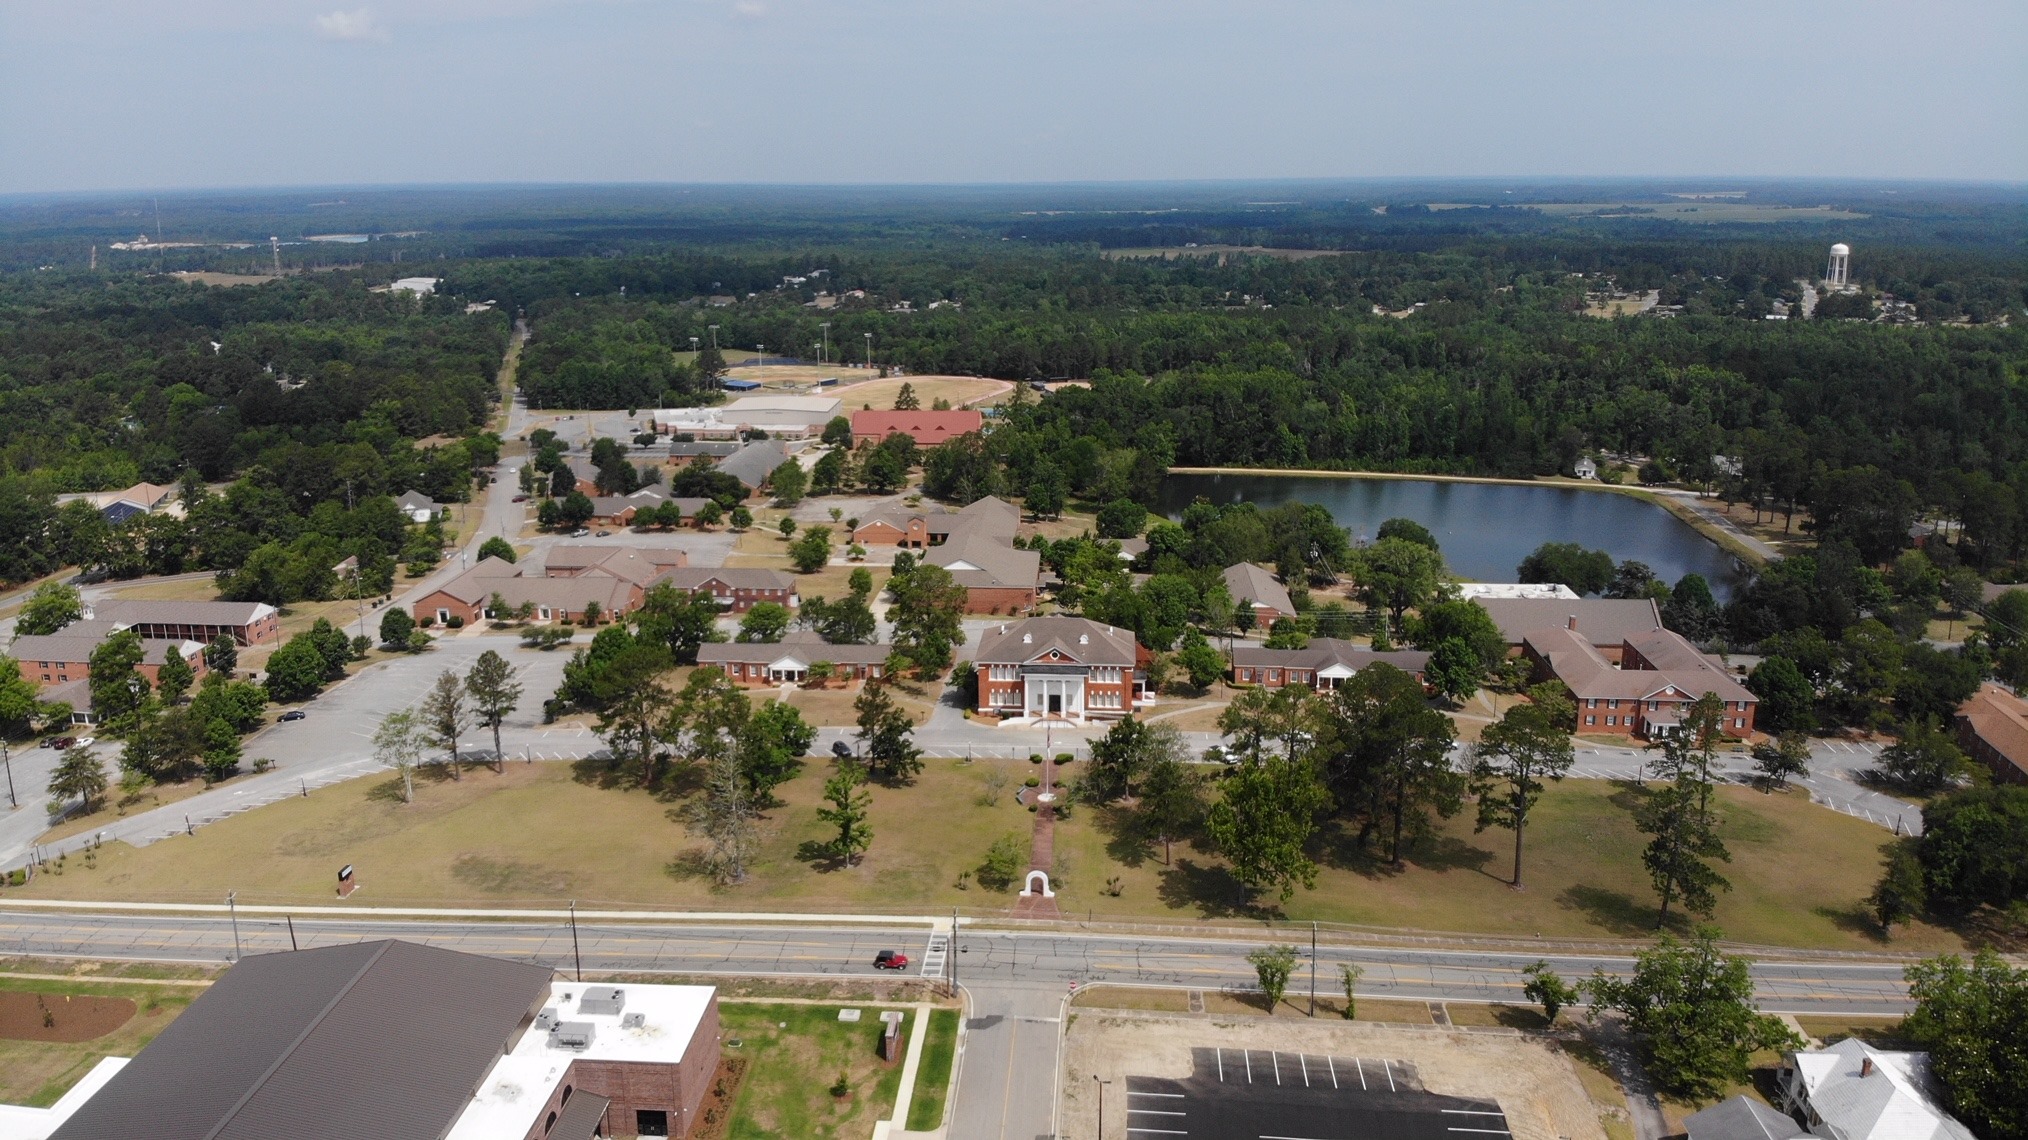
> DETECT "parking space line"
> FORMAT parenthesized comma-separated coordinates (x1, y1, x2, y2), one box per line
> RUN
(1271, 1050, 1280, 1085)
(1326, 1055, 1337, 1089)
(1354, 1057, 1366, 1090)
(1245, 1049, 1253, 1084)
(1130, 1109, 1187, 1117)
(1299, 1052, 1308, 1087)
(1383, 1059, 1396, 1092)
(1216, 1048, 1223, 1082)
(1129, 1092, 1185, 1099)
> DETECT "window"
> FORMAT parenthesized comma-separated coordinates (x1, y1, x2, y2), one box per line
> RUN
(546, 1111, 558, 1133)
(1586, 698, 1597, 709)
(1267, 670, 1281, 683)
(1606, 716, 1616, 726)
(636, 1109, 670, 1137)
(1734, 718, 1745, 729)
(1585, 715, 1596, 726)
(1609, 700, 1620, 709)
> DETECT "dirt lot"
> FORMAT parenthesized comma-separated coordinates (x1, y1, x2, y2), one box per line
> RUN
(0, 991, 135, 1042)
(1063, 1012, 1606, 1140)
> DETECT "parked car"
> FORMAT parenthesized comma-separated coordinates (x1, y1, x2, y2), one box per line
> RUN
(872, 950, 909, 970)
(72, 737, 95, 750)
(279, 710, 308, 722)
(47, 737, 75, 751)
(831, 741, 854, 760)
(512, 494, 529, 503)
(595, 529, 611, 537)
(571, 528, 590, 538)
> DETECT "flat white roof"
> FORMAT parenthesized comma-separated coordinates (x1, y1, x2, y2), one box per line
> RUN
(725, 395, 841, 415)
(390, 277, 440, 294)
(445, 981, 713, 1140)
(1455, 582, 1581, 600)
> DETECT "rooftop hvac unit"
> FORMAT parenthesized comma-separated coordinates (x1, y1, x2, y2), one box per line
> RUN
(549, 1022, 597, 1051)
(534, 1007, 560, 1031)
(622, 1013, 646, 1029)
(580, 986, 627, 1016)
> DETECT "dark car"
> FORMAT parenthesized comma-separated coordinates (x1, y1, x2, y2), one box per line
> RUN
(831, 741, 854, 761)
(512, 494, 529, 503)
(595, 529, 611, 537)
(873, 950, 909, 971)
(279, 710, 308, 722)
(47, 736, 75, 751)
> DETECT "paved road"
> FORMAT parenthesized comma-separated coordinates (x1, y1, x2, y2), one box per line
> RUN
(0, 907, 1917, 1140)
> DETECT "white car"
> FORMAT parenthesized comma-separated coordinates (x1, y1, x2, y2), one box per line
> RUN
(72, 737, 95, 750)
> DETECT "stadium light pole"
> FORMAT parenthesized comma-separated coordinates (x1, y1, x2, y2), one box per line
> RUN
(864, 332, 872, 369)
(820, 321, 831, 363)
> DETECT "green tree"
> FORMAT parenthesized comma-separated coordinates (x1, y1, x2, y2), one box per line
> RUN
(420, 669, 471, 780)
(558, 490, 595, 528)
(778, 516, 798, 539)
(203, 633, 238, 679)
(769, 459, 808, 505)
(1350, 538, 1444, 632)
(889, 563, 968, 672)
(1408, 600, 1507, 673)
(201, 717, 242, 782)
(1096, 498, 1147, 539)
(0, 657, 39, 737)
(694, 500, 724, 528)
(1136, 750, 1203, 865)
(1424, 638, 1482, 705)
(893, 381, 920, 410)
(789, 526, 833, 573)
(1903, 951, 2028, 1140)
(1322, 663, 1461, 865)
(1635, 781, 1731, 924)
(1338, 963, 1363, 1019)
(592, 646, 676, 788)
(811, 448, 849, 495)
(1880, 718, 1970, 793)
(977, 832, 1024, 891)
(729, 504, 753, 530)
(854, 681, 922, 783)
(1522, 961, 1578, 1024)
(820, 415, 853, 448)
(477, 536, 517, 563)
(47, 747, 108, 813)
(1581, 930, 1800, 1099)
(16, 582, 82, 636)
(88, 630, 149, 730)
(1375, 517, 1438, 552)
(305, 618, 353, 680)
(1470, 702, 1575, 888)
(738, 601, 792, 643)
(737, 701, 816, 801)
(1750, 731, 1810, 792)
(691, 743, 759, 884)
(1025, 461, 1067, 520)
(379, 606, 417, 650)
(1204, 755, 1329, 902)
(1517, 542, 1615, 596)
(637, 582, 727, 665)
(1745, 656, 1816, 734)
(1870, 839, 1928, 936)
(155, 652, 194, 705)
(1246, 944, 1300, 1011)
(1086, 717, 1187, 802)
(464, 649, 523, 772)
(1174, 628, 1225, 691)
(817, 762, 873, 867)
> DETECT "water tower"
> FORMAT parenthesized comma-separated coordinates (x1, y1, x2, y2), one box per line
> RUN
(1826, 243, 1850, 289)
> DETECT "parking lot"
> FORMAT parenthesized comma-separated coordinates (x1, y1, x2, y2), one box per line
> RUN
(1122, 1047, 1511, 1140)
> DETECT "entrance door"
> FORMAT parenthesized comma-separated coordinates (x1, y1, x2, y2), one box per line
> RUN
(1048, 693, 1062, 714)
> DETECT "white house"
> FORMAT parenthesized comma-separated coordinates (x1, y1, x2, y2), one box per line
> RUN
(1779, 1039, 1976, 1140)
(1573, 456, 1598, 480)
(394, 491, 438, 523)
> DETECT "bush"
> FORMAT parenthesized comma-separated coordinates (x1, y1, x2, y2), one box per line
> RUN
(446, 616, 464, 629)
(418, 614, 436, 628)
(1054, 753, 1073, 764)
(1023, 775, 1041, 788)
(1029, 753, 1043, 764)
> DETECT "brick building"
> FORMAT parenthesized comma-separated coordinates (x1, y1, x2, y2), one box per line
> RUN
(1523, 622, 1756, 739)
(851, 496, 1039, 612)
(1230, 641, 1429, 689)
(11, 621, 206, 690)
(696, 633, 891, 687)
(849, 408, 984, 448)
(38, 940, 721, 1140)
(1222, 562, 1296, 626)
(1474, 597, 1663, 662)
(973, 616, 1148, 723)
(659, 567, 798, 613)
(90, 599, 281, 647)
(1957, 683, 2028, 784)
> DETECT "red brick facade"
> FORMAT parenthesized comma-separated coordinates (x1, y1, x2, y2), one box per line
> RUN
(520, 998, 721, 1140)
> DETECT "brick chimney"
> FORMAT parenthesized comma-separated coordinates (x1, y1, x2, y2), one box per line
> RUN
(1861, 1057, 1875, 1077)
(1567, 614, 1579, 631)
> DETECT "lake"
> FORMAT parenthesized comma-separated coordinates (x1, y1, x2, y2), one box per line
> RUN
(1158, 472, 1745, 598)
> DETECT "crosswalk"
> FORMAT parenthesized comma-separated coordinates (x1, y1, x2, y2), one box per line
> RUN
(919, 932, 949, 979)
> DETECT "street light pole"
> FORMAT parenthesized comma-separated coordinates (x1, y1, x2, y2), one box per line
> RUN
(227, 891, 241, 962)
(820, 321, 831, 363)
(863, 331, 872, 370)
(569, 899, 584, 982)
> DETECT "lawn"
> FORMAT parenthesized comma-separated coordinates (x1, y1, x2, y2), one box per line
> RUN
(9, 752, 1958, 952)
(826, 376, 1008, 411)
(722, 1003, 906, 1140)
(13, 757, 1036, 910)
(0, 977, 200, 1106)
(904, 1008, 959, 1131)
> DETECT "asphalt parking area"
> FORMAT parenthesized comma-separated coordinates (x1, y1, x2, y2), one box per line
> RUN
(1122, 1047, 1511, 1140)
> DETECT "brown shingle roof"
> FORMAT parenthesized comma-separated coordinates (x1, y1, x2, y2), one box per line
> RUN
(1223, 563, 1295, 616)
(1960, 684, 2028, 778)
(1231, 640, 1429, 676)
(975, 616, 1137, 667)
(1477, 598, 1663, 646)
(926, 531, 1041, 590)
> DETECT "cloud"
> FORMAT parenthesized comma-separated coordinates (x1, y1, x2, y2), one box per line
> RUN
(731, 0, 766, 19)
(313, 8, 389, 41)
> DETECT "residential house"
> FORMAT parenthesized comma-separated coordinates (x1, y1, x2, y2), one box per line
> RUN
(696, 632, 891, 687)
(1956, 683, 2028, 784)
(89, 600, 281, 647)
(713, 440, 794, 495)
(1231, 641, 1430, 689)
(972, 616, 1148, 723)
(849, 408, 983, 448)
(1778, 1039, 1976, 1140)
(1524, 622, 1756, 738)
(659, 567, 798, 613)
(30, 940, 720, 1140)
(1475, 597, 1664, 662)
(1223, 562, 1295, 626)
(394, 490, 439, 523)
(1573, 456, 1598, 480)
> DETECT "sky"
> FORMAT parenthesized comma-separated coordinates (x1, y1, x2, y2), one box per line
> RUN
(1, 0, 2023, 193)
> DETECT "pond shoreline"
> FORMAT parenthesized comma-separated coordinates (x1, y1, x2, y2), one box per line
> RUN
(1164, 466, 1769, 569)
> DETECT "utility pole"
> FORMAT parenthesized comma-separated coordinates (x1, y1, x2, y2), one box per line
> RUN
(756, 345, 764, 387)
(1309, 922, 1317, 1017)
(227, 891, 242, 962)
(569, 900, 583, 981)
(707, 324, 718, 350)
(286, 915, 299, 951)
(2, 739, 14, 809)
(949, 907, 958, 996)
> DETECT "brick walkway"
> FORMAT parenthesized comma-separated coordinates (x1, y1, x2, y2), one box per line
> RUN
(1010, 800, 1061, 919)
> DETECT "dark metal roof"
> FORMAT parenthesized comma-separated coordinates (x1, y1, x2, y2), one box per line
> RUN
(51, 940, 554, 1140)
(550, 1090, 612, 1140)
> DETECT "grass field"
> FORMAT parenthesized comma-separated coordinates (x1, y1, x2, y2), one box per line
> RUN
(904, 1008, 960, 1130)
(8, 756, 1954, 950)
(825, 375, 1009, 410)
(722, 1003, 906, 1140)
(0, 976, 199, 1106)
(1523, 201, 1867, 224)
